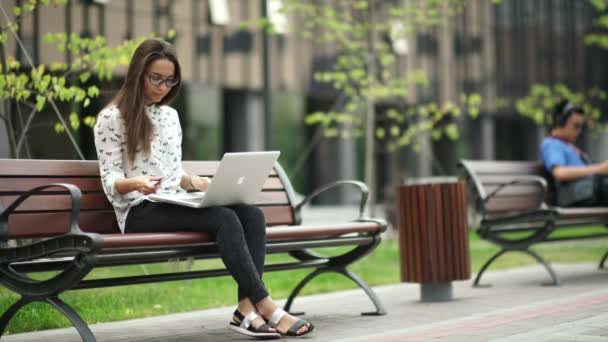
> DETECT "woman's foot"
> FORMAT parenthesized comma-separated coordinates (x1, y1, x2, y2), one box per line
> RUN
(229, 309, 280, 340)
(229, 299, 280, 339)
(268, 308, 314, 337)
(257, 298, 314, 337)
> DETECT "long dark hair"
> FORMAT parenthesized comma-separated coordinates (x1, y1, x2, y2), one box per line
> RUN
(111, 38, 182, 164)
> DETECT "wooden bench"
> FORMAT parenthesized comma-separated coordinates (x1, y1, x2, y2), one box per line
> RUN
(459, 160, 608, 286)
(0, 159, 387, 341)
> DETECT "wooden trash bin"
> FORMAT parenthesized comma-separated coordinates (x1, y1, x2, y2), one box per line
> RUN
(395, 177, 471, 301)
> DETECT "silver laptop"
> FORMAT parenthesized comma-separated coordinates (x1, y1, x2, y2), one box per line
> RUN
(148, 151, 280, 208)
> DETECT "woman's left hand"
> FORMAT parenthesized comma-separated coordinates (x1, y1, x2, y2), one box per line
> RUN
(190, 175, 211, 191)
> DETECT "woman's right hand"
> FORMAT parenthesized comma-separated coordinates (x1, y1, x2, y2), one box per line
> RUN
(130, 175, 163, 195)
(115, 176, 162, 195)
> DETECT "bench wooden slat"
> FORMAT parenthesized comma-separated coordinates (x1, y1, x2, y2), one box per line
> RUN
(0, 176, 285, 193)
(0, 178, 103, 192)
(1, 191, 289, 212)
(0, 160, 232, 176)
(0, 159, 99, 176)
(8, 211, 120, 238)
(483, 184, 545, 197)
(557, 207, 608, 218)
(7, 206, 295, 238)
(485, 197, 544, 213)
(1, 193, 113, 211)
(461, 160, 545, 174)
(0, 159, 277, 178)
(475, 174, 545, 184)
(73, 222, 382, 249)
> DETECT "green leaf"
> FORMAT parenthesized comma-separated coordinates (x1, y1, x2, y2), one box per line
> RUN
(354, 1, 368, 9)
(432, 129, 442, 140)
(80, 72, 91, 84)
(70, 112, 80, 130)
(87, 86, 100, 98)
(390, 125, 400, 137)
(54, 122, 65, 134)
(468, 108, 480, 119)
(83, 116, 96, 128)
(444, 123, 459, 140)
(36, 95, 46, 111)
(590, 0, 607, 11)
(13, 6, 22, 17)
(468, 93, 482, 106)
(324, 128, 338, 137)
(83, 98, 91, 108)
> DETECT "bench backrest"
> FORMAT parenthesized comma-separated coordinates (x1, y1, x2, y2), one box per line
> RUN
(459, 160, 550, 215)
(0, 159, 297, 240)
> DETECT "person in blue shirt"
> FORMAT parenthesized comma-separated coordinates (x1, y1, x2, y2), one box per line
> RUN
(541, 100, 608, 206)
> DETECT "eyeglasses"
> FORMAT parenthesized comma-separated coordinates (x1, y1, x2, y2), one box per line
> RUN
(147, 73, 179, 87)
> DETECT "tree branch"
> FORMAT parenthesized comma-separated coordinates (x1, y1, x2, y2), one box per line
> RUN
(0, 3, 85, 160)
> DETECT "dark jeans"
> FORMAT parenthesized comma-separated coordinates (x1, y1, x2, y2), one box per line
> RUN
(566, 175, 608, 207)
(125, 200, 269, 304)
(595, 175, 608, 206)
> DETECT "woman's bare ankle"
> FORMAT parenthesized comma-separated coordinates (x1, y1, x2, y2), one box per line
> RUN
(237, 298, 255, 314)
(255, 297, 277, 318)
(235, 298, 276, 332)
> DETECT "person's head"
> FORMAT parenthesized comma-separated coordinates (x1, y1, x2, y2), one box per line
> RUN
(112, 38, 182, 164)
(551, 100, 585, 143)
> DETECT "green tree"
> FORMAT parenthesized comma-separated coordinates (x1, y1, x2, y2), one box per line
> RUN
(258, 0, 482, 213)
(506, 0, 608, 127)
(0, 0, 157, 159)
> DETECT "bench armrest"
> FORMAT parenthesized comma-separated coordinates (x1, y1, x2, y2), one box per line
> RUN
(294, 180, 369, 219)
(483, 176, 547, 205)
(1, 183, 83, 242)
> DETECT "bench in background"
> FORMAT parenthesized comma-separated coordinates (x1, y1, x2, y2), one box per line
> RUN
(0, 159, 387, 341)
(459, 159, 608, 286)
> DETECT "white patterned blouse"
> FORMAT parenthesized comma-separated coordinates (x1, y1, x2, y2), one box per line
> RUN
(94, 104, 187, 233)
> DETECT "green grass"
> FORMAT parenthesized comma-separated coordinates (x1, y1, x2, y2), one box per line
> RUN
(1, 228, 607, 334)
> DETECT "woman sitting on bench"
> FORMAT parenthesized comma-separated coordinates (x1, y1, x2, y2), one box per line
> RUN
(94, 38, 314, 339)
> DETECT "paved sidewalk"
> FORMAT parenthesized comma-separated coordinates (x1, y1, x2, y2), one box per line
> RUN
(4, 262, 607, 342)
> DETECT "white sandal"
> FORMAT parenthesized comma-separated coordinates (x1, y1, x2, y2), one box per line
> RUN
(229, 309, 280, 340)
(267, 308, 314, 337)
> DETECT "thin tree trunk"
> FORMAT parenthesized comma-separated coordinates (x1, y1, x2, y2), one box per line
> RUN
(365, 0, 377, 217)
(0, 25, 16, 158)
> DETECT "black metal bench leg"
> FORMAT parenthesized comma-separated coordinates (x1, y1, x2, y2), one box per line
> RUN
(46, 296, 96, 342)
(283, 268, 324, 315)
(283, 267, 386, 316)
(523, 249, 560, 286)
(599, 250, 608, 270)
(335, 268, 386, 316)
(0, 297, 31, 336)
(473, 249, 507, 287)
